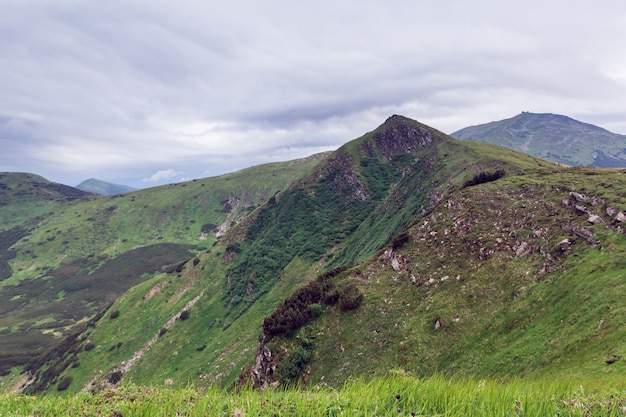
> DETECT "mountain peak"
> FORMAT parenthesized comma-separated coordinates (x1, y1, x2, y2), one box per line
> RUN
(76, 178, 137, 195)
(451, 112, 626, 167)
(383, 114, 414, 124)
(360, 115, 437, 161)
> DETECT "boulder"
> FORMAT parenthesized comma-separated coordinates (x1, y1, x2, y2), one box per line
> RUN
(570, 191, 590, 202)
(391, 256, 401, 272)
(575, 205, 588, 215)
(588, 214, 604, 224)
(557, 238, 571, 251)
(514, 241, 532, 256)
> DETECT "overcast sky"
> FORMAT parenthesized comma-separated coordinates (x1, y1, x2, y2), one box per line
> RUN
(2, 1, 626, 188)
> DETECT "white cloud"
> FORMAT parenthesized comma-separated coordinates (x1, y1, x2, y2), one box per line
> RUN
(142, 169, 180, 183)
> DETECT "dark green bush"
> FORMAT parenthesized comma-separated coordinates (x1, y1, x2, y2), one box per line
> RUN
(225, 169, 371, 315)
(338, 283, 364, 311)
(323, 290, 339, 305)
(462, 170, 506, 188)
(180, 310, 190, 320)
(262, 267, 353, 337)
(57, 376, 73, 391)
(274, 346, 313, 383)
(308, 303, 323, 318)
(84, 342, 95, 351)
(391, 232, 410, 250)
(109, 310, 120, 319)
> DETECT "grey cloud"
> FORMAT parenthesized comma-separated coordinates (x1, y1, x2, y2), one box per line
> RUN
(1, 1, 626, 186)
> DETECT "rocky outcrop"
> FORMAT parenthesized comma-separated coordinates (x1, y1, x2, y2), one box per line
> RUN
(588, 214, 603, 224)
(310, 151, 369, 201)
(370, 115, 433, 160)
(250, 338, 276, 389)
(395, 181, 626, 291)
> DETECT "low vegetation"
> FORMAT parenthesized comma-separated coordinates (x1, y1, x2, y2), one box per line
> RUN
(2, 374, 626, 416)
(462, 169, 506, 188)
(262, 267, 352, 337)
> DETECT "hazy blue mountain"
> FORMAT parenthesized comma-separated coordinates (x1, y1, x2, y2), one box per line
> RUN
(451, 112, 626, 167)
(76, 178, 137, 195)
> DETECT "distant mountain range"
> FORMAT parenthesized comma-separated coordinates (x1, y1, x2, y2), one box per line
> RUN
(75, 178, 137, 195)
(451, 112, 626, 167)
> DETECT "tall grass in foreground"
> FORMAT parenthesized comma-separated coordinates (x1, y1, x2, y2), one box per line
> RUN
(2, 374, 626, 416)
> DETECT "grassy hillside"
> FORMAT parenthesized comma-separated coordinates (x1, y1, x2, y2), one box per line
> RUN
(260, 166, 626, 387)
(451, 112, 626, 167)
(15, 115, 567, 395)
(0, 154, 327, 382)
(6, 115, 626, 399)
(0, 172, 93, 233)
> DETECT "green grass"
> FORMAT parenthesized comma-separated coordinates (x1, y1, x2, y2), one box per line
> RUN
(0, 156, 325, 376)
(37, 247, 320, 395)
(2, 374, 626, 416)
(267, 167, 626, 388)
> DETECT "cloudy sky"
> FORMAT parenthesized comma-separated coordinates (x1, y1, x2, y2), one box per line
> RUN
(2, 1, 626, 188)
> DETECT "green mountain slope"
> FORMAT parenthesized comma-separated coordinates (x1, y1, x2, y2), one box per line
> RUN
(0, 173, 93, 232)
(276, 167, 626, 387)
(0, 154, 327, 382)
(0, 173, 92, 205)
(75, 178, 137, 195)
(451, 112, 626, 167)
(14, 115, 568, 395)
(7, 115, 626, 397)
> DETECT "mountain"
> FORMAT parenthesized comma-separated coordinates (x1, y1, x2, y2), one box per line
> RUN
(3, 116, 626, 396)
(0, 172, 92, 204)
(76, 178, 137, 195)
(451, 112, 626, 167)
(0, 154, 328, 384)
(0, 172, 94, 238)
